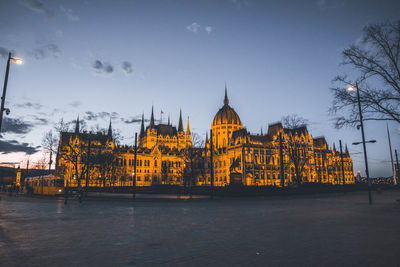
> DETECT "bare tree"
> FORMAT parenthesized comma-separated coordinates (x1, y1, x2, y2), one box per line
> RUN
(33, 155, 48, 170)
(180, 133, 205, 196)
(331, 20, 400, 128)
(42, 130, 58, 173)
(54, 118, 70, 132)
(93, 149, 122, 189)
(282, 115, 311, 185)
(191, 132, 205, 148)
(56, 136, 90, 198)
(282, 114, 309, 129)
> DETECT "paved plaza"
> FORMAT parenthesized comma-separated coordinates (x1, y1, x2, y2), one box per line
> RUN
(0, 191, 399, 266)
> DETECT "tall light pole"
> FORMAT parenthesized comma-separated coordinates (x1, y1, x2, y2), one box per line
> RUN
(0, 52, 24, 132)
(347, 82, 372, 204)
(133, 133, 137, 200)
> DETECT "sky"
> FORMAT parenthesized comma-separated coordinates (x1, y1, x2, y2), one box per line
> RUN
(0, 0, 399, 177)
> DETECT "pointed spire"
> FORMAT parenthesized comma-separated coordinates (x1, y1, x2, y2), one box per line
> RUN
(107, 119, 112, 138)
(178, 109, 183, 132)
(75, 115, 80, 134)
(150, 105, 155, 128)
(140, 113, 145, 137)
(168, 114, 170, 125)
(224, 82, 229, 105)
(261, 127, 263, 135)
(345, 144, 349, 155)
(205, 131, 209, 143)
(333, 142, 336, 152)
(186, 116, 191, 134)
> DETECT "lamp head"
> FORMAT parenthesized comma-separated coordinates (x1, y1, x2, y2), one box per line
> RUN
(347, 86, 356, 92)
(12, 58, 24, 64)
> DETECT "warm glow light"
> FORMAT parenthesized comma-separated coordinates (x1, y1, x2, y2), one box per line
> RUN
(347, 86, 356, 92)
(13, 58, 24, 64)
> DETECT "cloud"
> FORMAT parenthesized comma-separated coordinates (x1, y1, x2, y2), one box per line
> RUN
(31, 44, 61, 59)
(0, 47, 17, 59)
(32, 115, 50, 125)
(121, 61, 133, 75)
(84, 111, 119, 121)
(92, 60, 114, 75)
(121, 115, 149, 124)
(14, 101, 43, 110)
(230, 0, 249, 9)
(0, 139, 40, 155)
(55, 29, 63, 38)
(186, 22, 201, 33)
(0, 47, 9, 59)
(1, 118, 33, 134)
(21, 0, 54, 16)
(205, 26, 213, 34)
(120, 116, 162, 125)
(60, 5, 80, 22)
(69, 101, 81, 108)
(316, 0, 345, 10)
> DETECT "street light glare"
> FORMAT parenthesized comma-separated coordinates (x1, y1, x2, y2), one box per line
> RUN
(347, 86, 356, 92)
(13, 58, 24, 64)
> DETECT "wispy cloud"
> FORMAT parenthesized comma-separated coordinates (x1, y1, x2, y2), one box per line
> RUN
(92, 60, 114, 75)
(0, 47, 17, 59)
(60, 5, 80, 22)
(121, 115, 148, 124)
(84, 111, 119, 121)
(20, 0, 54, 17)
(2, 118, 33, 134)
(230, 0, 249, 10)
(186, 22, 201, 33)
(316, 0, 345, 10)
(31, 44, 61, 59)
(69, 101, 81, 108)
(0, 139, 40, 155)
(14, 101, 43, 110)
(0, 47, 9, 59)
(121, 61, 133, 75)
(205, 26, 213, 34)
(32, 115, 50, 125)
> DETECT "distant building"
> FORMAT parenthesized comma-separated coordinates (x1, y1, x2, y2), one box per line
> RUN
(56, 86, 354, 187)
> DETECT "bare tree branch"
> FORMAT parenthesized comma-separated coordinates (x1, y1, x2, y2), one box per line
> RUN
(331, 20, 400, 128)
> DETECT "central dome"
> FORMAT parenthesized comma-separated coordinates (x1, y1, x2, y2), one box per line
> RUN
(212, 88, 242, 127)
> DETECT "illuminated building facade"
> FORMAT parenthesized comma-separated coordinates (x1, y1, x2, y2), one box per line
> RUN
(56, 87, 354, 187)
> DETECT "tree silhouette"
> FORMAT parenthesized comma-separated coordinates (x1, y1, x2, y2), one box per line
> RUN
(331, 20, 400, 128)
(282, 115, 311, 185)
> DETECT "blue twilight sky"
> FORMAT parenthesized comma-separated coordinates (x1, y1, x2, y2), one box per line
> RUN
(0, 0, 399, 176)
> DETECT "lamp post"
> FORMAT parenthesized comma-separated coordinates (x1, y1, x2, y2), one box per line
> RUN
(347, 82, 373, 204)
(0, 52, 24, 133)
(133, 133, 137, 200)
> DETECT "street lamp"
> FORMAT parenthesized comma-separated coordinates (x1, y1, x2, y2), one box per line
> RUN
(347, 82, 373, 204)
(0, 52, 24, 133)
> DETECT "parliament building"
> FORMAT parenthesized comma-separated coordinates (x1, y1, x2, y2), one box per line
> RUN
(55, 87, 354, 188)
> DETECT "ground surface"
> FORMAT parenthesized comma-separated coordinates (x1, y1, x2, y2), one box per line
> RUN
(0, 191, 399, 267)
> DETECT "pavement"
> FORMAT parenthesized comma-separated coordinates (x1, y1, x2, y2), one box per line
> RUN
(0, 190, 399, 266)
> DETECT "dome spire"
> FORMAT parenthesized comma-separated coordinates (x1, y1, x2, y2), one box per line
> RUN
(178, 109, 183, 132)
(150, 105, 155, 128)
(224, 82, 229, 105)
(107, 118, 112, 137)
(140, 112, 145, 137)
(75, 115, 80, 134)
(186, 116, 190, 134)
